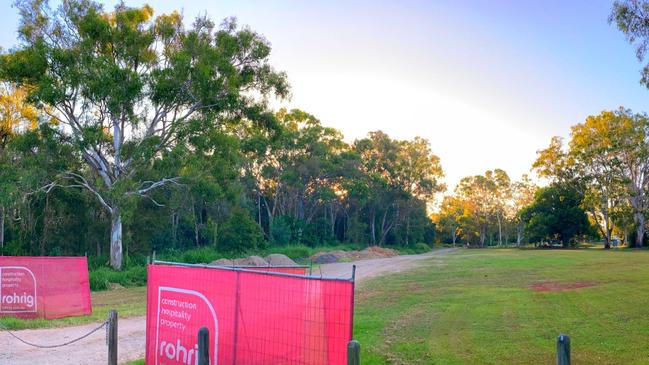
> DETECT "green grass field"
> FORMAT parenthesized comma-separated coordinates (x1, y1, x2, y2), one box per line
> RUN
(355, 248, 649, 364)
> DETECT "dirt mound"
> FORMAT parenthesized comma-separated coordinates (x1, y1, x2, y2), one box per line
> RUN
(210, 258, 234, 266)
(211, 254, 297, 267)
(265, 254, 298, 266)
(359, 246, 399, 259)
(107, 282, 125, 290)
(312, 253, 341, 264)
(311, 246, 399, 263)
(528, 281, 597, 292)
(233, 255, 268, 266)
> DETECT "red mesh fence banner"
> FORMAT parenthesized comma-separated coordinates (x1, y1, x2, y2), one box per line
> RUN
(0, 256, 92, 319)
(146, 263, 354, 365)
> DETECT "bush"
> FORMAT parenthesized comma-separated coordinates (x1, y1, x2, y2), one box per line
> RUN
(263, 245, 313, 259)
(218, 209, 264, 253)
(180, 247, 221, 264)
(87, 255, 109, 270)
(1, 241, 28, 256)
(89, 266, 147, 291)
(270, 215, 293, 245)
(124, 253, 148, 268)
(413, 242, 431, 254)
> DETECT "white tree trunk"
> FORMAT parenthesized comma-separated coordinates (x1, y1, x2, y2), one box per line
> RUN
(479, 226, 486, 247)
(516, 224, 524, 246)
(497, 213, 502, 246)
(634, 211, 645, 248)
(110, 209, 123, 270)
(0, 205, 4, 252)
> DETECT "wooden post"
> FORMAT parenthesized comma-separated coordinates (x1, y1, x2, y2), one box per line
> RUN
(557, 334, 571, 365)
(198, 327, 210, 365)
(107, 310, 118, 365)
(347, 340, 360, 365)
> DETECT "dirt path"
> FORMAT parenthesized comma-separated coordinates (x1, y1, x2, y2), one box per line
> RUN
(316, 248, 457, 281)
(0, 248, 456, 365)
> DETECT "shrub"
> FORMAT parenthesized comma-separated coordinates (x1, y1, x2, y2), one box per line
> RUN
(270, 215, 293, 245)
(413, 242, 431, 254)
(1, 241, 28, 256)
(87, 255, 109, 270)
(180, 247, 221, 264)
(218, 209, 264, 253)
(265, 245, 313, 259)
(89, 266, 147, 291)
(88, 269, 110, 291)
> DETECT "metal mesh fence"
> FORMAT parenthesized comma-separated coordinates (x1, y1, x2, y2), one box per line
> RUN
(146, 262, 354, 365)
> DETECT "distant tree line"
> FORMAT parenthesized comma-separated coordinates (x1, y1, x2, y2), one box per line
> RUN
(434, 170, 543, 247)
(433, 106, 649, 248)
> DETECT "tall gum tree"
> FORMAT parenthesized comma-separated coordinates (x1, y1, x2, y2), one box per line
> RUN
(511, 174, 537, 246)
(0, 83, 39, 251)
(0, 1, 288, 268)
(534, 110, 649, 248)
(585, 109, 649, 248)
(610, 1, 649, 247)
(455, 172, 499, 247)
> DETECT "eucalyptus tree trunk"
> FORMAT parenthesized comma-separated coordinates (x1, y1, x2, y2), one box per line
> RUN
(603, 209, 612, 249)
(405, 214, 411, 246)
(629, 194, 646, 248)
(497, 213, 503, 246)
(0, 205, 4, 253)
(601, 198, 613, 249)
(370, 208, 376, 246)
(634, 211, 645, 248)
(40, 194, 50, 256)
(479, 226, 486, 247)
(110, 208, 123, 270)
(171, 210, 179, 248)
(516, 223, 524, 246)
(329, 204, 336, 238)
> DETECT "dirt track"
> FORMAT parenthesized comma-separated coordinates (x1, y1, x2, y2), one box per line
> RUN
(0, 248, 456, 365)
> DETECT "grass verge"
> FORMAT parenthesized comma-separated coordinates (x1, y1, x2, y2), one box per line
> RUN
(355, 248, 649, 364)
(0, 287, 147, 330)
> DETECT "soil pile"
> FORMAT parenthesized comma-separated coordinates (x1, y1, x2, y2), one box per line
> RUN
(311, 246, 399, 264)
(210, 253, 298, 267)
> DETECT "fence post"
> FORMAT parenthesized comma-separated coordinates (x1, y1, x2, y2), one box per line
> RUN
(198, 327, 210, 365)
(107, 310, 118, 365)
(347, 340, 360, 365)
(557, 334, 571, 365)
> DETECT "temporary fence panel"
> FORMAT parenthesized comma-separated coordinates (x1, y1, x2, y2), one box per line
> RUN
(146, 263, 354, 365)
(0, 256, 92, 319)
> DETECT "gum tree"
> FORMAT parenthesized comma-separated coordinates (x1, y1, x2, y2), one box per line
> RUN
(0, 84, 38, 251)
(1, 1, 288, 268)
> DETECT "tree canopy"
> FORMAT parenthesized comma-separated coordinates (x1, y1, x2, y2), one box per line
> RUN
(1, 0, 288, 268)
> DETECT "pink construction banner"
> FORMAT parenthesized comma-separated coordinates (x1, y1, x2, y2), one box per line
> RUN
(146, 263, 354, 365)
(0, 256, 92, 319)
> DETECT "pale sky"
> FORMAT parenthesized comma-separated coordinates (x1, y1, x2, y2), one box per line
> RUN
(1, 0, 648, 189)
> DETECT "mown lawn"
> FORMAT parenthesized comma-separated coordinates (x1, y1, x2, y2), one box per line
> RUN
(0, 286, 146, 330)
(354, 248, 649, 364)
